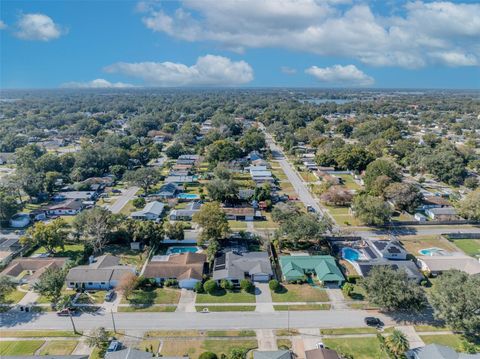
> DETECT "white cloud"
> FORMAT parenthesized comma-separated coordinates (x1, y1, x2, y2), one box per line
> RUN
(15, 13, 63, 41)
(104, 55, 254, 86)
(61, 79, 134, 89)
(140, 0, 480, 68)
(0, 20, 7, 30)
(305, 64, 374, 86)
(280, 66, 297, 75)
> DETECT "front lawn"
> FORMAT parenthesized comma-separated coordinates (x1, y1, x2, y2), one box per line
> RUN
(121, 288, 181, 305)
(195, 305, 256, 312)
(136, 339, 161, 354)
(271, 284, 329, 302)
(274, 304, 330, 311)
(323, 337, 384, 359)
(413, 325, 449, 332)
(1, 330, 81, 338)
(117, 305, 176, 312)
(38, 340, 78, 355)
(161, 339, 258, 359)
(75, 291, 105, 304)
(228, 220, 247, 230)
(0, 340, 45, 356)
(196, 289, 256, 304)
(453, 239, 480, 257)
(420, 334, 474, 351)
(3, 290, 27, 304)
(321, 327, 379, 335)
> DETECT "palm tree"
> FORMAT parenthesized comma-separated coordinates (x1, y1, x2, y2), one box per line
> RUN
(386, 329, 410, 357)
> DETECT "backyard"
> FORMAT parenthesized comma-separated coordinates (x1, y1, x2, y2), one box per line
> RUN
(452, 239, 480, 257)
(398, 235, 458, 255)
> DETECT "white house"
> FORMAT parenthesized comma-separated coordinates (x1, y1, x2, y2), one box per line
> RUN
(131, 201, 165, 221)
(46, 198, 84, 216)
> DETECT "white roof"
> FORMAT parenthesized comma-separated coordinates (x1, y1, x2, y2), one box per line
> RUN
(418, 254, 480, 275)
(132, 201, 164, 216)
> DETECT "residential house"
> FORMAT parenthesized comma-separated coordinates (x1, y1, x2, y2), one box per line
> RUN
(409, 344, 480, 359)
(0, 234, 27, 266)
(9, 213, 31, 228)
(54, 191, 98, 201)
(253, 351, 292, 359)
(305, 348, 341, 359)
(370, 240, 408, 260)
(222, 207, 257, 221)
(249, 165, 275, 184)
(279, 255, 345, 286)
(213, 251, 273, 284)
(425, 207, 458, 221)
(131, 201, 165, 221)
(356, 260, 424, 283)
(81, 176, 115, 188)
(420, 196, 452, 210)
(144, 252, 207, 289)
(46, 198, 84, 216)
(169, 202, 202, 221)
(156, 183, 180, 199)
(164, 175, 196, 184)
(417, 254, 480, 276)
(66, 255, 136, 290)
(1, 257, 68, 285)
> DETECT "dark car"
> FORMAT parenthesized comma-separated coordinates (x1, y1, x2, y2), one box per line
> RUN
(364, 317, 383, 327)
(111, 189, 122, 194)
(104, 290, 115, 302)
(106, 340, 121, 352)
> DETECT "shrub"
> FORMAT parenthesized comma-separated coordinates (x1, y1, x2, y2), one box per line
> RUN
(220, 279, 233, 291)
(240, 279, 253, 293)
(164, 279, 178, 288)
(199, 353, 218, 359)
(203, 279, 218, 294)
(269, 279, 280, 292)
(342, 282, 354, 297)
(132, 197, 146, 208)
(194, 281, 204, 293)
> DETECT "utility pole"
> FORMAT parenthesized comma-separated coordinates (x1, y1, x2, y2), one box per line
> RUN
(110, 309, 117, 333)
(69, 311, 78, 334)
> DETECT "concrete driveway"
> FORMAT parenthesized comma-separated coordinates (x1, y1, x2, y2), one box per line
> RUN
(255, 282, 274, 313)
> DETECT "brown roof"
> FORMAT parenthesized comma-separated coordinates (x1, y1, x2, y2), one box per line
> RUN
(222, 207, 255, 216)
(1, 257, 68, 281)
(424, 196, 451, 206)
(305, 348, 340, 359)
(143, 252, 206, 281)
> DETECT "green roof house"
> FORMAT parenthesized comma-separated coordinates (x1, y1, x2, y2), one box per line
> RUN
(279, 255, 345, 286)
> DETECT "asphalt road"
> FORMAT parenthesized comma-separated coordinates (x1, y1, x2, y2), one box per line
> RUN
(0, 309, 396, 331)
(108, 186, 139, 214)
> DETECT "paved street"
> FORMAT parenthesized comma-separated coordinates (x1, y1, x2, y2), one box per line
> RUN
(108, 186, 139, 214)
(1, 309, 396, 331)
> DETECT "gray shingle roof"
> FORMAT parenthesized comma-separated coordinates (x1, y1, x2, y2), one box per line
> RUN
(213, 251, 272, 281)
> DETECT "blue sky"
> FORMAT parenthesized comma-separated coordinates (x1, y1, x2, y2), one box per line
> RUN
(1, 0, 479, 89)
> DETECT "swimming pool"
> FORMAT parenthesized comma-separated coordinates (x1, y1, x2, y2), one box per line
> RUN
(166, 246, 200, 255)
(177, 193, 200, 200)
(342, 247, 361, 262)
(418, 247, 445, 256)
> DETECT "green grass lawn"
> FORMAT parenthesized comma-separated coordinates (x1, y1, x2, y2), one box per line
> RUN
(453, 239, 480, 257)
(323, 337, 384, 359)
(324, 204, 363, 226)
(3, 289, 27, 304)
(228, 220, 248, 229)
(274, 304, 330, 311)
(206, 330, 256, 337)
(420, 334, 467, 350)
(161, 339, 258, 359)
(117, 305, 176, 312)
(0, 340, 45, 356)
(121, 288, 181, 305)
(33, 243, 85, 263)
(38, 340, 78, 355)
(196, 289, 256, 303)
(136, 339, 161, 354)
(321, 327, 379, 335)
(413, 325, 449, 332)
(103, 244, 148, 269)
(337, 174, 362, 190)
(1, 330, 81, 338)
(75, 291, 105, 304)
(119, 199, 136, 215)
(196, 305, 256, 312)
(271, 284, 329, 302)
(254, 213, 278, 229)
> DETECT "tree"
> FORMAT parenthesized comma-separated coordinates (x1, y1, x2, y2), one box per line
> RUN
(0, 189, 20, 223)
(21, 218, 68, 254)
(457, 189, 480, 221)
(131, 220, 164, 247)
(199, 352, 218, 359)
(384, 182, 423, 213)
(320, 186, 353, 206)
(206, 179, 238, 203)
(34, 267, 68, 306)
(164, 221, 185, 241)
(229, 347, 249, 359)
(124, 167, 160, 194)
(272, 203, 300, 223)
(254, 183, 271, 201)
(86, 327, 109, 349)
(117, 272, 138, 300)
(73, 207, 113, 254)
(205, 139, 241, 167)
(277, 213, 329, 249)
(429, 270, 480, 337)
(240, 128, 266, 153)
(165, 142, 185, 159)
(360, 266, 427, 312)
(424, 144, 466, 186)
(385, 330, 409, 358)
(132, 197, 146, 208)
(335, 145, 374, 172)
(203, 279, 218, 294)
(0, 276, 15, 304)
(364, 159, 402, 193)
(193, 202, 230, 245)
(464, 177, 478, 190)
(352, 194, 392, 225)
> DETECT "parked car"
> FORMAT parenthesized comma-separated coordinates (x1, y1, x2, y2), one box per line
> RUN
(111, 189, 121, 194)
(56, 308, 77, 316)
(364, 317, 383, 327)
(104, 290, 115, 302)
(307, 205, 316, 213)
(106, 340, 121, 352)
(315, 342, 325, 349)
